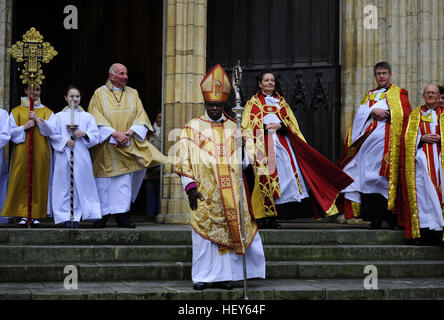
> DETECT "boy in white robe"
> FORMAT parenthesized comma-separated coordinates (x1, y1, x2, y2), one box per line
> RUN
(45, 87, 102, 228)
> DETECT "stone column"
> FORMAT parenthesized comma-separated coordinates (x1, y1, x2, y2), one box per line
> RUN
(0, 0, 12, 112)
(158, 0, 207, 224)
(340, 0, 444, 142)
(0, 0, 12, 170)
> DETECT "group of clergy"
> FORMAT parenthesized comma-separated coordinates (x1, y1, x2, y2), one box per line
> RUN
(338, 62, 444, 246)
(0, 61, 443, 248)
(0, 61, 443, 290)
(0, 63, 166, 229)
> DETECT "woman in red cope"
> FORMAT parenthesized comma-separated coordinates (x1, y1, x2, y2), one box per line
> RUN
(242, 70, 353, 229)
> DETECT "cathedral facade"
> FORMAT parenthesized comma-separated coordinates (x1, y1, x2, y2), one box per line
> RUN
(0, 0, 443, 223)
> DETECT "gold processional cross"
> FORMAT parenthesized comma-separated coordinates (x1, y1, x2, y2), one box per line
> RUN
(8, 27, 57, 87)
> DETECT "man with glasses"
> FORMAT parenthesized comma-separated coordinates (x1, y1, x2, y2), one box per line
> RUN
(402, 84, 444, 245)
(338, 62, 412, 230)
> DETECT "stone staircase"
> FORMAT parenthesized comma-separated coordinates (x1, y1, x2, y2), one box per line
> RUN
(0, 221, 444, 300)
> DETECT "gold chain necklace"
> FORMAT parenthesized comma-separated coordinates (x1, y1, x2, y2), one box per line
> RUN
(112, 89, 124, 106)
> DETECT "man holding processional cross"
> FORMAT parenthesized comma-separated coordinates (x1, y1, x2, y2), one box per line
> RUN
(1, 28, 57, 228)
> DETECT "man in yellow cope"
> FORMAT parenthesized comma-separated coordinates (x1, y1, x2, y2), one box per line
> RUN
(88, 63, 166, 228)
(175, 65, 266, 291)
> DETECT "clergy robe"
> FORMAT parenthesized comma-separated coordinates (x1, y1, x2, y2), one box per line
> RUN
(242, 91, 353, 220)
(46, 107, 102, 224)
(88, 81, 167, 216)
(338, 84, 411, 219)
(1, 98, 54, 219)
(175, 113, 266, 283)
(403, 106, 444, 239)
(0, 108, 10, 213)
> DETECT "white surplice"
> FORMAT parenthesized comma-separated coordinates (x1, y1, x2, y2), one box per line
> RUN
(263, 95, 309, 204)
(46, 107, 102, 224)
(414, 108, 444, 231)
(0, 109, 10, 213)
(95, 124, 148, 216)
(341, 89, 389, 203)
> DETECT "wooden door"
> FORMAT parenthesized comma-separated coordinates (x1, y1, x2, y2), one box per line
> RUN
(11, 0, 163, 122)
(207, 0, 341, 161)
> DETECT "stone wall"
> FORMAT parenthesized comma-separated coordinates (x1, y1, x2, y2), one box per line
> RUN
(0, 0, 11, 112)
(158, 0, 207, 224)
(341, 0, 444, 141)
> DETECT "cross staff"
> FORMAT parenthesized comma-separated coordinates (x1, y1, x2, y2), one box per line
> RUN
(67, 99, 78, 228)
(8, 28, 57, 228)
(231, 60, 249, 300)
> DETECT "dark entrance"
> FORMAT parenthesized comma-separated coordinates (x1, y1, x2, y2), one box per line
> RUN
(207, 0, 341, 161)
(11, 0, 164, 215)
(11, 0, 163, 120)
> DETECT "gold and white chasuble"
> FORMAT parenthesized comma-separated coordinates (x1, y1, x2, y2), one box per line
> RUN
(175, 115, 258, 255)
(88, 81, 166, 178)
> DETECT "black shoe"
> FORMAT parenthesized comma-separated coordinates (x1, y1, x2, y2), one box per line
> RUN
(31, 219, 41, 228)
(410, 237, 428, 246)
(387, 220, 402, 230)
(16, 218, 28, 228)
(193, 282, 207, 290)
(368, 221, 382, 229)
(93, 215, 110, 228)
(267, 218, 281, 229)
(257, 219, 266, 229)
(214, 281, 233, 290)
(115, 213, 136, 229)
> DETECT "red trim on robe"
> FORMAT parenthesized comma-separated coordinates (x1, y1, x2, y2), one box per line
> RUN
(286, 130, 354, 219)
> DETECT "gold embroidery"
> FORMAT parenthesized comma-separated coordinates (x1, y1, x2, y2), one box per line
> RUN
(405, 108, 421, 238)
(385, 85, 405, 211)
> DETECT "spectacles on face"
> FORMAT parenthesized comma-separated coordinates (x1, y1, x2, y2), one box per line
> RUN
(424, 92, 439, 96)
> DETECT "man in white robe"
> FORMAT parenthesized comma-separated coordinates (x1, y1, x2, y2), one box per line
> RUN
(0, 108, 10, 216)
(88, 63, 166, 228)
(46, 100, 102, 227)
(339, 62, 412, 229)
(403, 84, 444, 245)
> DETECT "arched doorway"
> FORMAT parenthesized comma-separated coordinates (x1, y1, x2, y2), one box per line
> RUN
(11, 0, 164, 215)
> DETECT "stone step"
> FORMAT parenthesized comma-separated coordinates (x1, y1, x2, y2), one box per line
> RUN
(0, 245, 192, 263)
(0, 244, 443, 263)
(2, 260, 444, 282)
(0, 227, 406, 246)
(1, 278, 444, 300)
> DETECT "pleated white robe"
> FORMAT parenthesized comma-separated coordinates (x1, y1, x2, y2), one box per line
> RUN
(47, 108, 102, 224)
(94, 125, 148, 216)
(341, 92, 390, 203)
(414, 108, 444, 231)
(0, 109, 10, 213)
(263, 95, 310, 204)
